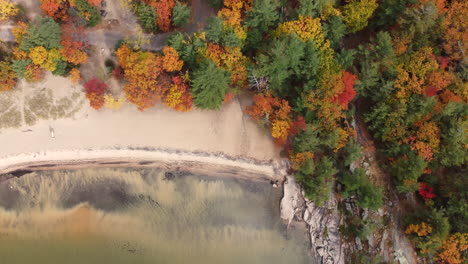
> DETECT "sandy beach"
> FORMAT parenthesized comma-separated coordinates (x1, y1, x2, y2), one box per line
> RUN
(0, 74, 282, 179)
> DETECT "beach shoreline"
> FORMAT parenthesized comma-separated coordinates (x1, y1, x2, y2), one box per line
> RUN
(0, 147, 287, 182)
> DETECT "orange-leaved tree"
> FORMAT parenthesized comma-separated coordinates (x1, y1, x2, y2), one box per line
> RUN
(245, 92, 291, 144)
(436, 233, 468, 264)
(149, 0, 176, 32)
(116, 44, 186, 111)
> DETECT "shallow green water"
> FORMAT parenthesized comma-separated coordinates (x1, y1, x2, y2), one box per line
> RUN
(0, 168, 313, 264)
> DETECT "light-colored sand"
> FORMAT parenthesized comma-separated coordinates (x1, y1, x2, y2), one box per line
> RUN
(0, 74, 281, 177)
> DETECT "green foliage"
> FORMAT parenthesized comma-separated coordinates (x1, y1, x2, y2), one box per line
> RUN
(405, 209, 450, 255)
(297, 0, 332, 17)
(371, 0, 416, 27)
(336, 49, 356, 70)
(244, 0, 280, 50)
(340, 168, 383, 210)
(19, 17, 62, 51)
(438, 167, 468, 233)
(435, 102, 468, 167)
(297, 156, 338, 205)
(374, 31, 396, 61)
(11, 59, 31, 78)
(355, 32, 396, 100)
(209, 0, 223, 9)
(292, 124, 340, 153)
(340, 214, 378, 240)
(205, 17, 224, 44)
(397, 2, 438, 39)
(391, 151, 427, 193)
(52, 60, 68, 76)
(343, 138, 361, 166)
(191, 61, 230, 110)
(323, 15, 346, 49)
(75, 0, 101, 27)
(167, 32, 202, 68)
(254, 34, 307, 96)
(134, 2, 157, 32)
(205, 17, 241, 47)
(172, 1, 191, 27)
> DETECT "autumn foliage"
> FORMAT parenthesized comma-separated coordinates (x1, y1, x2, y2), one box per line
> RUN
(84, 77, 108, 110)
(40, 0, 101, 25)
(40, 0, 69, 22)
(332, 71, 357, 108)
(442, 0, 468, 61)
(405, 222, 433, 237)
(163, 76, 193, 112)
(11, 19, 89, 83)
(204, 43, 248, 87)
(436, 233, 468, 264)
(245, 92, 291, 144)
(418, 182, 436, 200)
(151, 0, 176, 32)
(68, 68, 81, 83)
(115, 44, 190, 111)
(0, 0, 18, 20)
(0, 61, 17, 91)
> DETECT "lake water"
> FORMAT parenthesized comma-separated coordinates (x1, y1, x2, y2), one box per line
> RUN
(0, 168, 313, 264)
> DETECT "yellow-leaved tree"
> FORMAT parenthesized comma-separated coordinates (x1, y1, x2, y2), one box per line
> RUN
(342, 0, 378, 33)
(0, 0, 18, 20)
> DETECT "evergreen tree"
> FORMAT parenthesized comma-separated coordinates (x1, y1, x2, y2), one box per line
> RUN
(172, 1, 191, 27)
(323, 15, 346, 49)
(19, 16, 62, 51)
(135, 2, 157, 32)
(255, 34, 305, 96)
(205, 17, 224, 44)
(245, 0, 280, 49)
(191, 61, 231, 110)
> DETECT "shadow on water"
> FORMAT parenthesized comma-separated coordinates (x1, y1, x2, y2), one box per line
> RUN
(0, 168, 314, 264)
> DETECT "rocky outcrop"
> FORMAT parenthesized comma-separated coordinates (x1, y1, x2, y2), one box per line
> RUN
(303, 195, 344, 264)
(281, 176, 344, 264)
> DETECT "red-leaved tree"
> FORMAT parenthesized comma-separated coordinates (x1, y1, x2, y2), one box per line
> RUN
(84, 77, 108, 109)
(333, 71, 358, 108)
(418, 182, 436, 200)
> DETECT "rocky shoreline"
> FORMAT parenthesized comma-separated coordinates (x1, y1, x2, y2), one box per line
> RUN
(280, 172, 417, 264)
(281, 175, 344, 264)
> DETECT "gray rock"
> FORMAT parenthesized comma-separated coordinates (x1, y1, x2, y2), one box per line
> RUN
(345, 202, 352, 212)
(355, 237, 363, 251)
(317, 247, 325, 256)
(378, 208, 384, 216)
(362, 209, 369, 220)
